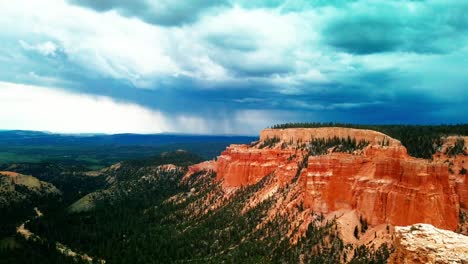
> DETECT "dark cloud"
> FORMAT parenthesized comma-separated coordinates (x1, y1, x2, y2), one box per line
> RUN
(2, 0, 468, 134)
(68, 0, 229, 26)
(226, 62, 293, 77)
(323, 15, 401, 54)
(235, 0, 360, 11)
(67, 0, 146, 12)
(322, 1, 468, 54)
(9, 41, 463, 126)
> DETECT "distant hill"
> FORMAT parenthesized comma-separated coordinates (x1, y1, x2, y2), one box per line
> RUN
(0, 171, 61, 238)
(0, 130, 257, 168)
(0, 130, 256, 147)
(0, 171, 61, 209)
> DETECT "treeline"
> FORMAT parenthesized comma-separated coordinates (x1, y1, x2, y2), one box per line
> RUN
(258, 136, 280, 148)
(123, 150, 203, 167)
(309, 136, 369, 155)
(259, 135, 369, 154)
(271, 123, 468, 158)
(0, 162, 107, 206)
(446, 138, 466, 157)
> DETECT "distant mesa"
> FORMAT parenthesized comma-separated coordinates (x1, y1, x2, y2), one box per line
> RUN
(260, 127, 401, 146)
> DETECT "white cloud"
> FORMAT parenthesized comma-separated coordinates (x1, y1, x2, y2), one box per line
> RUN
(19, 40, 59, 56)
(2, 0, 467, 96)
(2, 0, 182, 88)
(1, 0, 463, 131)
(0, 82, 269, 135)
(0, 0, 328, 89)
(0, 82, 184, 134)
(194, 7, 316, 78)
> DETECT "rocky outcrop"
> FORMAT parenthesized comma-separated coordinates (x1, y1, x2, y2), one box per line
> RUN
(200, 128, 465, 231)
(216, 145, 302, 187)
(433, 136, 468, 209)
(389, 223, 468, 264)
(183, 160, 217, 182)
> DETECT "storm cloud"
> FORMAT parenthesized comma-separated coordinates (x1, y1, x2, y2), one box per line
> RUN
(0, 0, 467, 134)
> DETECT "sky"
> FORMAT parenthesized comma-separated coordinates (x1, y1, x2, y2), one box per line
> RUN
(0, 0, 467, 135)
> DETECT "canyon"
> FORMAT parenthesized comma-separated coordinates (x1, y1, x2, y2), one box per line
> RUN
(182, 127, 468, 262)
(188, 127, 468, 231)
(5, 127, 466, 263)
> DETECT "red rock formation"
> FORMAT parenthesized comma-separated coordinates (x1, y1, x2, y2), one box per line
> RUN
(181, 160, 218, 184)
(187, 128, 465, 231)
(302, 149, 459, 230)
(185, 160, 217, 177)
(456, 172, 468, 209)
(432, 136, 468, 209)
(216, 144, 303, 187)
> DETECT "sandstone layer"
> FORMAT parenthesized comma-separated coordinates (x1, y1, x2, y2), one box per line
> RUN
(260, 127, 400, 146)
(216, 145, 303, 187)
(302, 147, 459, 230)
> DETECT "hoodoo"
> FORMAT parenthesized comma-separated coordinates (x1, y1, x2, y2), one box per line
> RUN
(199, 127, 465, 230)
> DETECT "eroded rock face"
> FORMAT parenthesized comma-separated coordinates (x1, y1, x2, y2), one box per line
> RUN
(184, 128, 467, 231)
(302, 146, 459, 230)
(389, 223, 468, 264)
(216, 145, 303, 187)
(433, 136, 468, 209)
(182, 160, 217, 183)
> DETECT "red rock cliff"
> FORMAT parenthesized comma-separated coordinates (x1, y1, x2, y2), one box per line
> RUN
(302, 147, 459, 230)
(216, 144, 303, 187)
(195, 128, 464, 230)
(433, 136, 468, 209)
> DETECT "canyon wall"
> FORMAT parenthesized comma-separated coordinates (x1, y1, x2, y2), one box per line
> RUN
(302, 149, 459, 230)
(216, 145, 303, 186)
(187, 128, 466, 230)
